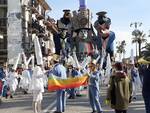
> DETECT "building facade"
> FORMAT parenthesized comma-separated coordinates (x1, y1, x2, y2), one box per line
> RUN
(0, 0, 56, 65)
(0, 0, 7, 64)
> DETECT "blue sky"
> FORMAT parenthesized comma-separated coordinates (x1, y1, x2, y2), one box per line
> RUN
(46, 0, 150, 58)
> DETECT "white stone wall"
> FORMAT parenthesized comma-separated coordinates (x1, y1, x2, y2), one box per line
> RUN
(7, 0, 23, 64)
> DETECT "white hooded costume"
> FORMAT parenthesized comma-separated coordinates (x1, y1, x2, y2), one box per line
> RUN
(7, 71, 18, 92)
(19, 69, 31, 90)
(7, 53, 20, 93)
(29, 66, 44, 102)
(29, 66, 44, 92)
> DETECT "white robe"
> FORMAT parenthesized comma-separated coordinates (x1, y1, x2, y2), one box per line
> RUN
(42, 71, 48, 88)
(28, 66, 44, 93)
(19, 69, 31, 89)
(7, 72, 18, 92)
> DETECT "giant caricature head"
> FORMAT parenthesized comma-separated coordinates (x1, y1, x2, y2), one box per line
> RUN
(94, 11, 112, 38)
(63, 9, 71, 19)
(94, 11, 111, 35)
(97, 11, 107, 25)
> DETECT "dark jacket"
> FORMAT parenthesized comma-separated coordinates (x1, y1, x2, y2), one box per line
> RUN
(0, 68, 5, 79)
(107, 71, 132, 110)
(142, 68, 150, 94)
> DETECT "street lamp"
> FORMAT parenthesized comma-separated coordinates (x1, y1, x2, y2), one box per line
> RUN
(130, 22, 142, 61)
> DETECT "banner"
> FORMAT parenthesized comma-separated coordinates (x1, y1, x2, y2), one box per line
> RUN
(33, 35, 43, 65)
(48, 74, 89, 91)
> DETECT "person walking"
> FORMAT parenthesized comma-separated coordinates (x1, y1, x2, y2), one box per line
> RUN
(130, 63, 141, 99)
(88, 60, 103, 113)
(19, 66, 31, 94)
(106, 62, 132, 113)
(142, 64, 150, 113)
(7, 68, 18, 98)
(29, 65, 44, 113)
(51, 54, 67, 113)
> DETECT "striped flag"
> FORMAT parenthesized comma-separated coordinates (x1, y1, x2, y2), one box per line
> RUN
(48, 74, 89, 91)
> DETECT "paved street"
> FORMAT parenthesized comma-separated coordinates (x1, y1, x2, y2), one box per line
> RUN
(0, 87, 145, 113)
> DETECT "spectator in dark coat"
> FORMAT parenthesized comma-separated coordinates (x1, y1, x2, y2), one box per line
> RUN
(106, 62, 132, 113)
(142, 64, 150, 113)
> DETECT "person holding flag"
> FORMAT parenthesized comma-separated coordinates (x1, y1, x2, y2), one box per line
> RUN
(67, 62, 82, 99)
(88, 60, 103, 113)
(51, 54, 67, 113)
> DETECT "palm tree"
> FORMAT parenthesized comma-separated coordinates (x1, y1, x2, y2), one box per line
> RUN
(132, 30, 147, 58)
(116, 40, 126, 60)
(141, 43, 150, 60)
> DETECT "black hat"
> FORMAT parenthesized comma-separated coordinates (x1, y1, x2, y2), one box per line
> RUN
(63, 9, 71, 13)
(96, 11, 107, 17)
(74, 28, 91, 33)
(96, 11, 107, 25)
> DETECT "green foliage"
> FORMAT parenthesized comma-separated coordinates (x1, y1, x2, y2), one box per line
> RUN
(116, 40, 126, 54)
(141, 43, 150, 60)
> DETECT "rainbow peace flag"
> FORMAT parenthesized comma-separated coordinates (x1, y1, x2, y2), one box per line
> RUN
(48, 74, 89, 91)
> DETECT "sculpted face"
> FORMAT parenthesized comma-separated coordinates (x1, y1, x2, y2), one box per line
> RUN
(98, 23, 110, 38)
(78, 29, 88, 39)
(64, 12, 71, 19)
(99, 23, 106, 30)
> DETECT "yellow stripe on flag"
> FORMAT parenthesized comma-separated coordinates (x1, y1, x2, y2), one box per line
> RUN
(48, 74, 89, 91)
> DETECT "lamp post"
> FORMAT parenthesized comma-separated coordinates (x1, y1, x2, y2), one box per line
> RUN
(130, 22, 142, 61)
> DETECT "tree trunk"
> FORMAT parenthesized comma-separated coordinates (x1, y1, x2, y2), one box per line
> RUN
(139, 42, 141, 58)
(119, 53, 122, 61)
(136, 42, 138, 60)
(123, 52, 125, 59)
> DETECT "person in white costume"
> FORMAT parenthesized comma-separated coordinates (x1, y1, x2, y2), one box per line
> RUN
(7, 53, 20, 98)
(131, 64, 141, 99)
(31, 31, 45, 113)
(19, 66, 31, 94)
(7, 69, 18, 98)
(29, 65, 44, 113)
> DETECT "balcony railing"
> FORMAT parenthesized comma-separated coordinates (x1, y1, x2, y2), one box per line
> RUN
(0, 0, 7, 5)
(0, 18, 7, 27)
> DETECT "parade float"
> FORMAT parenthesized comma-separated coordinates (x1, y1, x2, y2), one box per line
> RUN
(71, 0, 94, 61)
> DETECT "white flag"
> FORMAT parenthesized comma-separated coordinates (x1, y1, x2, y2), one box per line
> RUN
(33, 35, 43, 65)
(73, 52, 81, 68)
(81, 56, 91, 69)
(12, 53, 21, 70)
